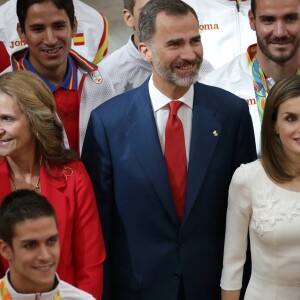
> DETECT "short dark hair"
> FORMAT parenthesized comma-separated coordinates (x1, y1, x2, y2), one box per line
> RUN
(0, 190, 57, 246)
(138, 0, 198, 44)
(261, 75, 300, 182)
(123, 0, 136, 14)
(17, 0, 75, 31)
(251, 0, 256, 16)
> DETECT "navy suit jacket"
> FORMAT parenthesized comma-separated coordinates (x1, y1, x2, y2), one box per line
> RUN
(82, 79, 257, 300)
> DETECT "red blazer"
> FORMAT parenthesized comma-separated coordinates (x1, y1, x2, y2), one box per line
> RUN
(0, 159, 105, 300)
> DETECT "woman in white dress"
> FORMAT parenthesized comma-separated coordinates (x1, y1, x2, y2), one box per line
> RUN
(221, 75, 300, 300)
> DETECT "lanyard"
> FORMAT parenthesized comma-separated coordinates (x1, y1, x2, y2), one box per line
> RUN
(246, 44, 300, 123)
(251, 56, 268, 123)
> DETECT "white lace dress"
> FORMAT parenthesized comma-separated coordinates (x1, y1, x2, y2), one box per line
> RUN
(221, 160, 300, 299)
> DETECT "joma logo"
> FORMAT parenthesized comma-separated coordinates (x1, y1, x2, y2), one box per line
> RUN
(199, 23, 220, 30)
(246, 98, 257, 105)
(10, 40, 27, 48)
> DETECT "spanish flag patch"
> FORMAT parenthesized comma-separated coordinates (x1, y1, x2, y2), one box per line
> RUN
(73, 33, 85, 46)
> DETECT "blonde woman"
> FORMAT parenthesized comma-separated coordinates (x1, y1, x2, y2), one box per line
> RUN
(0, 70, 105, 300)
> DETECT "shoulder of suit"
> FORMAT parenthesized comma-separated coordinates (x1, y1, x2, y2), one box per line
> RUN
(195, 81, 249, 115)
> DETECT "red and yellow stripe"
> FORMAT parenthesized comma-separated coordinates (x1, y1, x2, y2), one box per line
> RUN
(93, 13, 109, 64)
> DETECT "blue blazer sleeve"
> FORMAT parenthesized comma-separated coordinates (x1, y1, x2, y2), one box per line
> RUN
(81, 107, 114, 300)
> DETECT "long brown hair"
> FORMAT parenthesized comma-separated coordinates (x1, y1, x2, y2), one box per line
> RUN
(261, 75, 300, 182)
(0, 70, 77, 170)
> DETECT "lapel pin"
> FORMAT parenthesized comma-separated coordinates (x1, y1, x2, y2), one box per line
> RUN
(213, 130, 218, 137)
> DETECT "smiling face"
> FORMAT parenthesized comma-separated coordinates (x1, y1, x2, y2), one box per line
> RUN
(0, 217, 59, 293)
(0, 92, 36, 160)
(140, 11, 202, 93)
(275, 95, 300, 162)
(17, 1, 77, 78)
(249, 0, 300, 64)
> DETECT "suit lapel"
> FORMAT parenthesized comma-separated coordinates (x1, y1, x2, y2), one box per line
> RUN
(125, 83, 179, 226)
(0, 159, 12, 200)
(183, 84, 222, 224)
(40, 165, 68, 249)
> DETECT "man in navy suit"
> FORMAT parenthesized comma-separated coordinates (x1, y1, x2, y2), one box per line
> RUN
(82, 0, 256, 299)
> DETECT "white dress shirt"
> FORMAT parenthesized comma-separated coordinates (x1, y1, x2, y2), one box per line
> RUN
(148, 76, 193, 164)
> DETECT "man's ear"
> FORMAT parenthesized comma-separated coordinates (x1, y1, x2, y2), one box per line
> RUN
(123, 9, 134, 28)
(0, 239, 13, 262)
(71, 16, 78, 38)
(138, 42, 152, 64)
(17, 23, 26, 43)
(248, 10, 256, 31)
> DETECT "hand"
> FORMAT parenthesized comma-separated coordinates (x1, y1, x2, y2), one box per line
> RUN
(221, 289, 240, 300)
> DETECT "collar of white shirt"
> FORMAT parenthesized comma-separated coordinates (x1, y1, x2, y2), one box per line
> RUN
(148, 75, 194, 111)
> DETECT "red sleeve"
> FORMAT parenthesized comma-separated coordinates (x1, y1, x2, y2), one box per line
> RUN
(72, 161, 106, 300)
(0, 42, 10, 72)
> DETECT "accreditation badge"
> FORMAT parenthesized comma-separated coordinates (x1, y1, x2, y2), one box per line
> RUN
(90, 70, 103, 84)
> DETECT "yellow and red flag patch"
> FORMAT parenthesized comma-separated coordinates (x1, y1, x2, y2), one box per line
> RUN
(73, 33, 85, 46)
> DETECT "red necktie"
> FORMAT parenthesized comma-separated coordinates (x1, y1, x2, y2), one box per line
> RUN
(165, 101, 187, 221)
